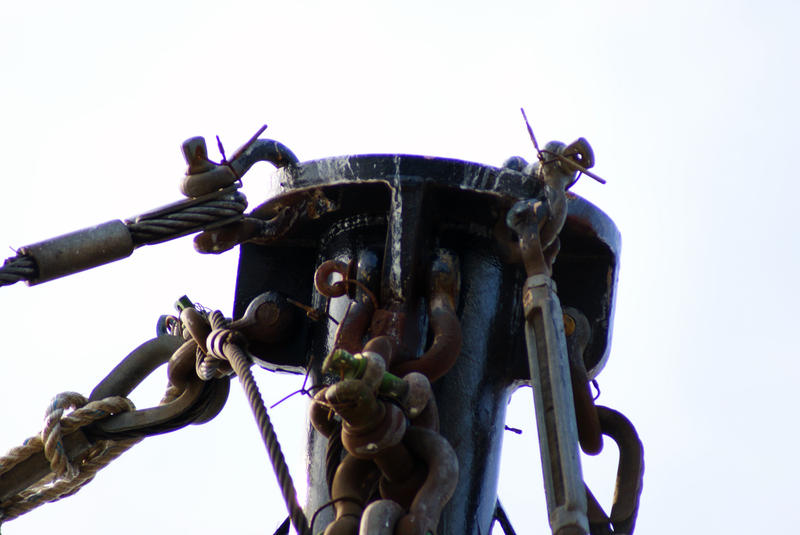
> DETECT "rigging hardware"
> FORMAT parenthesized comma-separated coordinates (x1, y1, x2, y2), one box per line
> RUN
(0, 124, 642, 534)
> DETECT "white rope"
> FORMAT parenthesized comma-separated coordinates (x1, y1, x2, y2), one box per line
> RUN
(0, 391, 153, 522)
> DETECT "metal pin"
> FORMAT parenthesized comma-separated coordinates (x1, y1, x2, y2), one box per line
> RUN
(520, 107, 543, 158)
(216, 135, 227, 162)
(230, 124, 268, 162)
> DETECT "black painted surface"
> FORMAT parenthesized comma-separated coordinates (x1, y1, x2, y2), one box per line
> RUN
(233, 154, 620, 534)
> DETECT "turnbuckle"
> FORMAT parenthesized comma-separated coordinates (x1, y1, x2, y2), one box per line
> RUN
(507, 175, 644, 534)
(508, 198, 589, 535)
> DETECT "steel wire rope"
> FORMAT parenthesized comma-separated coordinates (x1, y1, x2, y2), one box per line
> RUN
(0, 190, 247, 288)
(127, 191, 247, 245)
(0, 255, 36, 287)
(206, 311, 310, 535)
(324, 421, 344, 494)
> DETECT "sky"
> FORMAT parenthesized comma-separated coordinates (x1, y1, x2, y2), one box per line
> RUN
(1, 1, 799, 533)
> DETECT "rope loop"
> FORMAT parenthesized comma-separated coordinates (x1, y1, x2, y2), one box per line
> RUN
(0, 393, 139, 522)
(206, 327, 234, 361)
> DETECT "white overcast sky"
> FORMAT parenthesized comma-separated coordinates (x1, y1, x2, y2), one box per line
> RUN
(1, 1, 798, 533)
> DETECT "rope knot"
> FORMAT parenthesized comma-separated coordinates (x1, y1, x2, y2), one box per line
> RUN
(42, 392, 135, 481)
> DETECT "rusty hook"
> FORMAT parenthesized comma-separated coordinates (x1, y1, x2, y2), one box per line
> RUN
(394, 426, 459, 535)
(315, 260, 351, 298)
(315, 259, 379, 310)
(586, 406, 644, 534)
(564, 307, 603, 455)
(391, 250, 462, 382)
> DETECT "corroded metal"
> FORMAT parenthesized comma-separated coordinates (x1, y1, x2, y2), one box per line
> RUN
(311, 344, 458, 535)
(0, 127, 641, 534)
(586, 407, 644, 535)
(231, 152, 624, 534)
(564, 307, 603, 455)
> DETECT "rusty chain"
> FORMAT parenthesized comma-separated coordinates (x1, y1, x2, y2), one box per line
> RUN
(0, 123, 642, 535)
